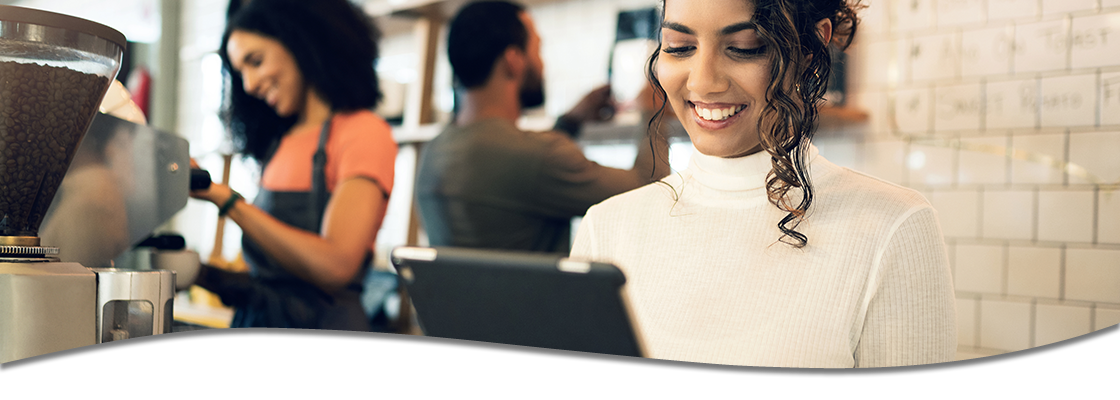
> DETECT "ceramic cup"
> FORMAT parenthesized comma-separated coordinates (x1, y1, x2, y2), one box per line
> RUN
(150, 249, 200, 291)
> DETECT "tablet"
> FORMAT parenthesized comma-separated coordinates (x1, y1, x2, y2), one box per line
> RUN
(390, 246, 646, 358)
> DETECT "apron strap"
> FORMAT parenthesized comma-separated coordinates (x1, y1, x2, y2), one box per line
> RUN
(310, 116, 332, 224)
(312, 114, 372, 291)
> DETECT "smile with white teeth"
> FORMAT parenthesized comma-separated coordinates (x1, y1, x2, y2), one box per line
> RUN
(695, 105, 746, 121)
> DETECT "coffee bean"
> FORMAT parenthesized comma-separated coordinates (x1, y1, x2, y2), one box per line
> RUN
(0, 60, 110, 237)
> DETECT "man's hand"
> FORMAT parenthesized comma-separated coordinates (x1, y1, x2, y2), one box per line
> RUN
(630, 82, 676, 120)
(564, 84, 615, 124)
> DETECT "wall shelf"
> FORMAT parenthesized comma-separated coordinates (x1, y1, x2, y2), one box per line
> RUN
(819, 105, 869, 129)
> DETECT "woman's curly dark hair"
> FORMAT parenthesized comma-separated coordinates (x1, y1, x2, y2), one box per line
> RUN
(219, 0, 383, 164)
(646, 0, 861, 248)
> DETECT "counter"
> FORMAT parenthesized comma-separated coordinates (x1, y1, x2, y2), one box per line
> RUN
(170, 293, 421, 367)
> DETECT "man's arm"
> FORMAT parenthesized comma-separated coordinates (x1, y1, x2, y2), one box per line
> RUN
(529, 117, 670, 218)
(530, 83, 674, 217)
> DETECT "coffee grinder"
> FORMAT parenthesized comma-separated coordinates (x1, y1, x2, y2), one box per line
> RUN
(0, 5, 135, 363)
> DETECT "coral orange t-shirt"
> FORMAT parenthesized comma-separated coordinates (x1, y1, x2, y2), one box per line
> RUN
(260, 110, 397, 247)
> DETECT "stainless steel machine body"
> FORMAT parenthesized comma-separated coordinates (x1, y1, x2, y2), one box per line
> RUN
(0, 261, 97, 362)
(92, 268, 176, 343)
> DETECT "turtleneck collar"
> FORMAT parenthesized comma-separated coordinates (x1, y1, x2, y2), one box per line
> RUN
(686, 144, 820, 192)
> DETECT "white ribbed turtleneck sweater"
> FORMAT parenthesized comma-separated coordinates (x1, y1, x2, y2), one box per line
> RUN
(571, 145, 957, 368)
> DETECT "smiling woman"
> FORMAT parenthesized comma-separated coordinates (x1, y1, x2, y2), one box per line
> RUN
(225, 30, 308, 117)
(657, 11, 771, 159)
(186, 0, 398, 331)
(571, 0, 959, 368)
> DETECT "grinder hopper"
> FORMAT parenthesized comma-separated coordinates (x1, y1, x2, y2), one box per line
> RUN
(0, 5, 126, 249)
(0, 5, 127, 363)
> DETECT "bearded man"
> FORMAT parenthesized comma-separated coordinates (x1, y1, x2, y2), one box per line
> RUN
(416, 0, 669, 253)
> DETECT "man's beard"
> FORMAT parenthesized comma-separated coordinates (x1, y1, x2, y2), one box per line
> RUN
(518, 65, 545, 109)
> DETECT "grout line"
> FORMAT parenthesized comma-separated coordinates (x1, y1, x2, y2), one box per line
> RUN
(952, 133, 961, 188)
(1093, 185, 1100, 244)
(1059, 245, 1067, 300)
(1065, 15, 1073, 72)
(949, 239, 957, 283)
(1098, 69, 1103, 128)
(1004, 133, 1013, 186)
(1035, 77, 1043, 129)
(1029, 298, 1037, 348)
(901, 139, 909, 186)
(974, 293, 983, 348)
(1091, 303, 1098, 330)
(1008, 239, 1016, 293)
(1032, 186, 1040, 242)
(978, 187, 985, 238)
(1063, 129, 1071, 186)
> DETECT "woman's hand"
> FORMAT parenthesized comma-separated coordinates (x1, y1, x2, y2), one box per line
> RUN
(188, 159, 234, 205)
(191, 181, 235, 207)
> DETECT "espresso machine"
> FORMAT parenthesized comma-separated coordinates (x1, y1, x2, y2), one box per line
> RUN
(0, 5, 187, 363)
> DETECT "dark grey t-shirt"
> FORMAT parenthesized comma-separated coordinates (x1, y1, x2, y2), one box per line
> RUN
(415, 118, 654, 253)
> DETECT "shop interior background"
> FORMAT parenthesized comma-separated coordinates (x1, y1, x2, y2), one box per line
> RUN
(3, 0, 1118, 362)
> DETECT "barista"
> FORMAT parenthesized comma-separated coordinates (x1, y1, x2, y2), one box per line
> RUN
(189, 0, 396, 331)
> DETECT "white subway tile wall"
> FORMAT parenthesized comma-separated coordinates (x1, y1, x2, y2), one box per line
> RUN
(894, 87, 935, 133)
(1064, 248, 1120, 303)
(911, 33, 962, 82)
(1036, 190, 1095, 243)
(1070, 14, 1120, 69)
(931, 190, 981, 237)
(954, 244, 1005, 294)
(859, 41, 894, 88)
(1010, 133, 1065, 184)
(859, 140, 908, 184)
(958, 136, 1010, 184)
(1013, 19, 1070, 73)
(980, 299, 1033, 351)
(935, 84, 984, 132)
(836, 0, 1120, 356)
(1103, 72, 1120, 126)
(1007, 246, 1062, 298)
(1039, 74, 1097, 128)
(988, 0, 1040, 21)
(986, 78, 1040, 130)
(962, 26, 1015, 78)
(1042, 0, 1097, 16)
(982, 190, 1034, 240)
(1068, 131, 1120, 184)
(1034, 303, 1093, 347)
(908, 140, 958, 185)
(1099, 190, 1120, 244)
(938, 0, 988, 27)
(895, 0, 936, 32)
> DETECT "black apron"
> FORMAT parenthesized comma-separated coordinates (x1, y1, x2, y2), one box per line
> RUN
(200, 117, 371, 331)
